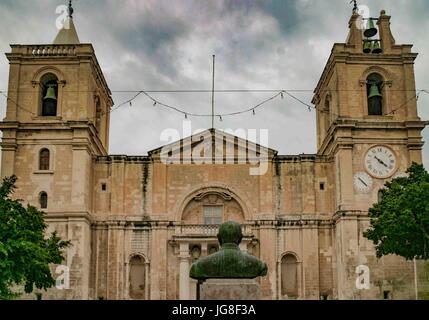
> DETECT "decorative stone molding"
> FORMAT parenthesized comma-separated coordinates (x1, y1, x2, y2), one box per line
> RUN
(175, 183, 253, 221)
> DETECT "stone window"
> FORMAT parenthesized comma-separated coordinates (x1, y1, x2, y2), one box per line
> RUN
(203, 205, 223, 225)
(39, 148, 50, 170)
(281, 254, 298, 298)
(383, 291, 391, 300)
(40, 73, 58, 117)
(367, 73, 384, 116)
(129, 256, 145, 300)
(40, 192, 48, 209)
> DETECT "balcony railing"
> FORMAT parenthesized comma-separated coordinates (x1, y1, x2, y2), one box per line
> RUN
(28, 45, 77, 56)
(174, 224, 253, 237)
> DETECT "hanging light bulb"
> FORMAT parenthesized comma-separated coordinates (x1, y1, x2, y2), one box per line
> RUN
(281, 91, 284, 99)
(219, 115, 223, 122)
(185, 113, 188, 119)
(252, 109, 256, 116)
(153, 101, 157, 107)
(129, 101, 132, 107)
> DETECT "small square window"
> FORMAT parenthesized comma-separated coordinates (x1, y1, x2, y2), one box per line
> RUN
(101, 183, 107, 191)
(383, 291, 391, 300)
(319, 182, 325, 191)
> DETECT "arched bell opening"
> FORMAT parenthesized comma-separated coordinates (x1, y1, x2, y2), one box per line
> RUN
(367, 73, 384, 116)
(40, 73, 58, 117)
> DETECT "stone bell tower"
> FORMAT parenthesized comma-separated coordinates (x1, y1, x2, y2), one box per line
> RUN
(313, 8, 427, 299)
(0, 2, 112, 299)
(313, 8, 426, 211)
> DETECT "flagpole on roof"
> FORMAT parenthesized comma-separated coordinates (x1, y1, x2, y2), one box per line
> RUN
(211, 55, 215, 129)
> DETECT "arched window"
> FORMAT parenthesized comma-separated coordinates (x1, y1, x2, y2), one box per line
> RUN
(281, 254, 298, 298)
(40, 192, 48, 209)
(129, 256, 145, 299)
(367, 73, 383, 116)
(40, 73, 58, 117)
(39, 148, 50, 170)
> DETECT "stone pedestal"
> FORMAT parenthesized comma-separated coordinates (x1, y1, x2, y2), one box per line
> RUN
(200, 279, 261, 300)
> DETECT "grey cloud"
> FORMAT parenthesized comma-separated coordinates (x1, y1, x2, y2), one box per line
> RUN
(0, 0, 427, 168)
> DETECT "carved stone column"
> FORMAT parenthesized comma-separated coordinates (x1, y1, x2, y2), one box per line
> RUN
(179, 242, 190, 300)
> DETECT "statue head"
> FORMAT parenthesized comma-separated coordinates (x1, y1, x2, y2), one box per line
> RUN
(217, 221, 243, 246)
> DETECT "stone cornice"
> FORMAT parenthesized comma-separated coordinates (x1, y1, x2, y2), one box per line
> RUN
(96, 155, 152, 164)
(313, 46, 418, 103)
(332, 210, 369, 222)
(318, 118, 427, 156)
(44, 211, 92, 223)
(0, 120, 107, 156)
(7, 44, 112, 100)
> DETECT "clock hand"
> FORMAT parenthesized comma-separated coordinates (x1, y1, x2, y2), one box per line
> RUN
(374, 156, 388, 168)
(358, 178, 368, 187)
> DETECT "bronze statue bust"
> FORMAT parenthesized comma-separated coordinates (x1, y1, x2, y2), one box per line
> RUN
(189, 221, 267, 280)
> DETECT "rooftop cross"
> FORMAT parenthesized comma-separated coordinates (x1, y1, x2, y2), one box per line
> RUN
(68, 0, 74, 19)
(350, 0, 358, 13)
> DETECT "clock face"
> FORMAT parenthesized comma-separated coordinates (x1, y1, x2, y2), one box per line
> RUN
(353, 172, 373, 193)
(364, 146, 397, 178)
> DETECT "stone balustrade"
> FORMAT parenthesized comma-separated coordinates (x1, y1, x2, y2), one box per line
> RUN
(175, 224, 253, 237)
(27, 45, 77, 56)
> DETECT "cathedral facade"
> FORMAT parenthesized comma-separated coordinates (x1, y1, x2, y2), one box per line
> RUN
(1, 8, 428, 300)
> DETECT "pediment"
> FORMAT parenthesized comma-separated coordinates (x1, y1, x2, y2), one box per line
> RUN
(149, 128, 277, 164)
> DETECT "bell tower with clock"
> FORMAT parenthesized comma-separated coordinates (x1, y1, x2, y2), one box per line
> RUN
(314, 8, 426, 211)
(313, 8, 427, 299)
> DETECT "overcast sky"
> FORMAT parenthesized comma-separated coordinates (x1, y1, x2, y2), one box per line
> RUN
(0, 0, 428, 168)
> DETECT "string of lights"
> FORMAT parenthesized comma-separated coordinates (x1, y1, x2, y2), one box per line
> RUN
(0, 89, 428, 93)
(0, 91, 37, 116)
(111, 89, 426, 119)
(315, 90, 425, 118)
(0, 89, 429, 93)
(0, 89, 428, 122)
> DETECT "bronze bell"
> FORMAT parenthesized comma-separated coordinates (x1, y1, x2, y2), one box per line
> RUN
(43, 85, 57, 101)
(372, 40, 382, 54)
(42, 85, 57, 116)
(368, 83, 382, 99)
(364, 18, 378, 38)
(363, 40, 372, 53)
